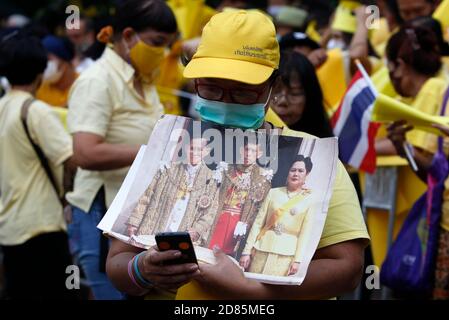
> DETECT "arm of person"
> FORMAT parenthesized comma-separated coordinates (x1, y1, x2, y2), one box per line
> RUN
(106, 238, 200, 296)
(387, 120, 434, 181)
(72, 132, 140, 171)
(349, 6, 370, 61)
(67, 76, 140, 171)
(433, 123, 449, 136)
(195, 238, 366, 300)
(62, 156, 78, 223)
(375, 137, 398, 156)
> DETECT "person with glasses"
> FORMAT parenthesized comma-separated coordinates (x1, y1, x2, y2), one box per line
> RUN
(271, 51, 333, 138)
(106, 9, 369, 300)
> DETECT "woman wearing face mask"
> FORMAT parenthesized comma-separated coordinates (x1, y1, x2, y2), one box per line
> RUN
(36, 35, 78, 108)
(378, 24, 447, 164)
(271, 51, 333, 138)
(66, 0, 177, 300)
(378, 25, 448, 283)
(106, 10, 369, 301)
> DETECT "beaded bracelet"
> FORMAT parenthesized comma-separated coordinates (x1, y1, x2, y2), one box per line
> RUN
(133, 252, 154, 289)
(127, 255, 146, 291)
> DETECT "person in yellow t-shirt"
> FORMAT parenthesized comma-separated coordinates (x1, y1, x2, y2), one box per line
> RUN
(385, 24, 449, 300)
(106, 10, 370, 300)
(371, 23, 448, 267)
(377, 23, 448, 158)
(0, 33, 76, 300)
(36, 35, 78, 108)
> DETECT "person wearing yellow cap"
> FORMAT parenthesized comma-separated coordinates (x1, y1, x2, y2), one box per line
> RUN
(106, 9, 369, 300)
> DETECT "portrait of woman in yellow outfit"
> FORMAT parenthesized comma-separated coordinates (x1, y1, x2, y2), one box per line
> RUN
(239, 155, 315, 277)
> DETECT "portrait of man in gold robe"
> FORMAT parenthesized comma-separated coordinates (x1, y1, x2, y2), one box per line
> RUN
(239, 155, 315, 277)
(126, 137, 221, 246)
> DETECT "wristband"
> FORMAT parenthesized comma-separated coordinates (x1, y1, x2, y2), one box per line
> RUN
(133, 252, 154, 289)
(128, 256, 146, 290)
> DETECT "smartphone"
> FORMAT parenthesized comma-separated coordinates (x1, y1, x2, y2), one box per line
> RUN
(155, 231, 198, 265)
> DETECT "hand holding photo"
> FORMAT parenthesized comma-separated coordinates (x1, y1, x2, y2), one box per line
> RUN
(98, 115, 338, 285)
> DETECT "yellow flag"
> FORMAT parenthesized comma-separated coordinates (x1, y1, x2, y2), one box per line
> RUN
(306, 20, 321, 43)
(332, 1, 360, 34)
(317, 48, 347, 111)
(168, 0, 216, 40)
(372, 94, 449, 134)
(433, 0, 449, 30)
(371, 66, 397, 97)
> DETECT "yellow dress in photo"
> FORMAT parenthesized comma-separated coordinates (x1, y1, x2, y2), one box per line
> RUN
(242, 187, 314, 276)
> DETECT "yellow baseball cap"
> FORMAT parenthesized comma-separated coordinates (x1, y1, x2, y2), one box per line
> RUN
(331, 1, 360, 34)
(183, 10, 280, 85)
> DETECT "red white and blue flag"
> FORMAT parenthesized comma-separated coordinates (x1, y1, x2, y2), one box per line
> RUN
(331, 66, 380, 173)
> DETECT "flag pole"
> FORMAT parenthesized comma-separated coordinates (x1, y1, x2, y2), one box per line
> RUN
(355, 59, 378, 96)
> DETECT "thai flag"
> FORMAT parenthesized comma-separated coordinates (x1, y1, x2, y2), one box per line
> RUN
(331, 66, 380, 173)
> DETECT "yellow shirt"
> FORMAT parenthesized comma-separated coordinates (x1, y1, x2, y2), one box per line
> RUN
(175, 128, 370, 299)
(36, 74, 79, 108)
(405, 77, 449, 154)
(67, 47, 164, 211)
(0, 90, 72, 245)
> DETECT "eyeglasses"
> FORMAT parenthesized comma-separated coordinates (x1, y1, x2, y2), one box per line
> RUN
(195, 80, 268, 105)
(271, 90, 305, 105)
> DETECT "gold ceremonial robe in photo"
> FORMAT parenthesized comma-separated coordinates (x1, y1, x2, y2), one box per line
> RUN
(127, 162, 221, 245)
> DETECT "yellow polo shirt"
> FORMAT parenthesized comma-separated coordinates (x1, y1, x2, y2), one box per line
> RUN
(67, 47, 164, 212)
(175, 128, 370, 299)
(36, 73, 79, 108)
(405, 77, 449, 154)
(0, 90, 72, 245)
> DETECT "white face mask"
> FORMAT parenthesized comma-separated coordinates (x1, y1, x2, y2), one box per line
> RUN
(43, 60, 63, 84)
(327, 38, 347, 51)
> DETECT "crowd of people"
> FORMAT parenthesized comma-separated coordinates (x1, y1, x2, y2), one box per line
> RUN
(0, 0, 448, 300)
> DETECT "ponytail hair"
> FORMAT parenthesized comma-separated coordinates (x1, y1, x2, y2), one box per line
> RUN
(386, 23, 442, 76)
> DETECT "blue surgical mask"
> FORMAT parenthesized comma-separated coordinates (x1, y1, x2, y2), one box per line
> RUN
(194, 89, 271, 129)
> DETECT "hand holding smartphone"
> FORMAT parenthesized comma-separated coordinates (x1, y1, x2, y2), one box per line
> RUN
(155, 231, 198, 265)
